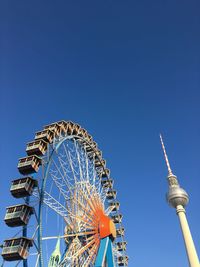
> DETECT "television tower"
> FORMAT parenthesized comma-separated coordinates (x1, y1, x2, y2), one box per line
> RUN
(160, 135, 200, 267)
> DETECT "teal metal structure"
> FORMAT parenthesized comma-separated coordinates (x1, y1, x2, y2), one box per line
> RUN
(95, 237, 115, 267)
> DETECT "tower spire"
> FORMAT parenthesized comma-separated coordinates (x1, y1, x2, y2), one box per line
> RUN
(48, 238, 61, 267)
(159, 134, 173, 176)
(160, 135, 200, 267)
(160, 134, 180, 188)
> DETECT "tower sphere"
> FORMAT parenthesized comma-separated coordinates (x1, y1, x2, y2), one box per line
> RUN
(167, 186, 189, 208)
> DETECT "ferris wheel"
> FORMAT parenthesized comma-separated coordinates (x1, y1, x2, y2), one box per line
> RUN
(1, 121, 128, 267)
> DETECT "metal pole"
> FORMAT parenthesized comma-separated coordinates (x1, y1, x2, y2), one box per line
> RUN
(23, 196, 30, 267)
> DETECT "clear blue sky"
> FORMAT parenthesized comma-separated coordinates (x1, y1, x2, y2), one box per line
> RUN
(0, 1, 200, 266)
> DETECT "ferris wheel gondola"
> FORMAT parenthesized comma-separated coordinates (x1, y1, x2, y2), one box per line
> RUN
(1, 120, 128, 267)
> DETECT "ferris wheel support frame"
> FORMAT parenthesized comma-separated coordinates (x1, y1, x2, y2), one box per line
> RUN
(23, 196, 30, 267)
(95, 237, 115, 267)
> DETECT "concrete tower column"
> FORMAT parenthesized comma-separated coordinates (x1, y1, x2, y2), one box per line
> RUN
(176, 205, 199, 267)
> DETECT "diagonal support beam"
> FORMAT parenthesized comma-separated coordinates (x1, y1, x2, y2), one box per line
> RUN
(95, 237, 115, 267)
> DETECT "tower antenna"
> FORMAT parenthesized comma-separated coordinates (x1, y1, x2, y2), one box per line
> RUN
(160, 134, 173, 176)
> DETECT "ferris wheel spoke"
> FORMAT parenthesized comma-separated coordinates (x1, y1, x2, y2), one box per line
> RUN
(43, 185, 96, 227)
(77, 186, 98, 215)
(80, 146, 91, 183)
(32, 188, 74, 223)
(99, 191, 108, 207)
(52, 158, 74, 194)
(62, 142, 79, 184)
(31, 188, 58, 216)
(50, 158, 76, 218)
(69, 210, 96, 230)
(42, 230, 97, 241)
(74, 141, 85, 183)
(70, 200, 95, 225)
(58, 154, 78, 177)
(62, 234, 98, 265)
(83, 241, 100, 267)
(85, 183, 104, 212)
(84, 147, 90, 182)
(75, 183, 97, 212)
(105, 205, 115, 216)
(80, 149, 87, 180)
(71, 194, 98, 223)
(42, 191, 68, 217)
(74, 234, 98, 259)
(43, 191, 83, 224)
(70, 238, 95, 260)
(92, 159, 97, 186)
(49, 171, 70, 199)
(60, 237, 82, 265)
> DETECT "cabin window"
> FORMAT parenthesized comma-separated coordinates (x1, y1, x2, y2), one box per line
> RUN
(5, 240, 12, 247)
(15, 206, 22, 212)
(13, 239, 21, 246)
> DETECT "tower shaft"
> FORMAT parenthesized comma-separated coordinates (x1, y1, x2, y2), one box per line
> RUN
(176, 205, 199, 267)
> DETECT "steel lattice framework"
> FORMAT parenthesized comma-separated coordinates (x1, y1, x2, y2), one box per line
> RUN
(1, 121, 128, 267)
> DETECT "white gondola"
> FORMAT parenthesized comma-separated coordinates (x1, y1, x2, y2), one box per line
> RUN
(80, 128, 88, 138)
(57, 120, 68, 133)
(87, 134, 93, 142)
(102, 168, 110, 178)
(117, 255, 129, 266)
(18, 155, 41, 175)
(91, 141, 97, 150)
(44, 122, 61, 136)
(94, 158, 105, 168)
(112, 214, 123, 224)
(109, 201, 120, 212)
(66, 121, 74, 135)
(10, 177, 37, 198)
(116, 227, 125, 237)
(94, 159, 102, 168)
(73, 124, 81, 135)
(101, 179, 114, 189)
(1, 237, 33, 261)
(26, 139, 48, 156)
(85, 144, 93, 152)
(35, 129, 54, 143)
(116, 241, 127, 251)
(4, 204, 34, 227)
(106, 190, 117, 200)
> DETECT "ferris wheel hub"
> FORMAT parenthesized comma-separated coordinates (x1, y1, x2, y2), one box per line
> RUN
(99, 214, 116, 241)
